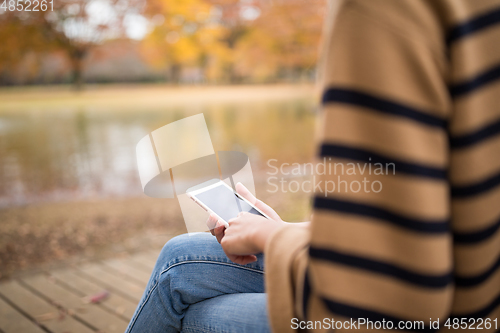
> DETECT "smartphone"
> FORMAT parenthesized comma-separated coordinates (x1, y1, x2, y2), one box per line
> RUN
(187, 181, 270, 228)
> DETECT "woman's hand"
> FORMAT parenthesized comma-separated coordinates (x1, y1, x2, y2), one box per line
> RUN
(205, 182, 286, 264)
(207, 212, 270, 265)
(207, 213, 226, 243)
(221, 212, 284, 259)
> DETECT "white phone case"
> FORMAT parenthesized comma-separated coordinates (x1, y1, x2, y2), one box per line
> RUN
(187, 181, 270, 228)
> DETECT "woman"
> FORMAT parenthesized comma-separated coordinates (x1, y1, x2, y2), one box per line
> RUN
(127, 0, 500, 331)
(126, 182, 292, 332)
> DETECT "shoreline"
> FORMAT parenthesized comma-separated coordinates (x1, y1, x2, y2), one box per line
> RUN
(0, 83, 317, 112)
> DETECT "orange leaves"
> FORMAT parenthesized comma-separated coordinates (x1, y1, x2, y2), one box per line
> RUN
(141, 0, 326, 82)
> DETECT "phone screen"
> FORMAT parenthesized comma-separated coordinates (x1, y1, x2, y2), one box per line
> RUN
(192, 183, 265, 222)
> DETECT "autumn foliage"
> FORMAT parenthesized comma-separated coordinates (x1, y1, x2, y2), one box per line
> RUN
(0, 0, 325, 86)
(142, 0, 325, 83)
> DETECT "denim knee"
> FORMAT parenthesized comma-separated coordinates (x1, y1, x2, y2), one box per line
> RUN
(157, 234, 192, 268)
(156, 233, 218, 271)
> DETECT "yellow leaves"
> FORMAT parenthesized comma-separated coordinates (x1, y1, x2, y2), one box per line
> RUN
(172, 36, 199, 64)
(141, 0, 225, 70)
(233, 28, 279, 81)
(148, 0, 212, 24)
(141, 0, 327, 82)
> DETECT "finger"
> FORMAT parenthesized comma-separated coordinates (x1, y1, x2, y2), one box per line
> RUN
(228, 216, 239, 224)
(206, 213, 218, 234)
(216, 229, 225, 243)
(229, 254, 257, 265)
(236, 255, 257, 265)
(254, 199, 281, 221)
(227, 214, 245, 226)
(207, 217, 216, 236)
(235, 182, 256, 203)
(235, 182, 281, 221)
(207, 213, 218, 228)
(214, 223, 225, 243)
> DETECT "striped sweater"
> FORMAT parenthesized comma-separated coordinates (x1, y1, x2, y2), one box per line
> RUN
(265, 0, 500, 332)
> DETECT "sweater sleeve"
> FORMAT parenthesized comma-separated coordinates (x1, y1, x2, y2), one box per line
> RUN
(265, 0, 455, 331)
(265, 225, 310, 333)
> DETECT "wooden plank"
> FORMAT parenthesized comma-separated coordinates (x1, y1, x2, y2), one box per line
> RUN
(102, 258, 151, 285)
(76, 264, 144, 302)
(147, 249, 162, 260)
(120, 257, 156, 279)
(49, 269, 137, 320)
(0, 280, 94, 333)
(0, 296, 46, 333)
(128, 252, 158, 270)
(98, 264, 147, 289)
(21, 275, 128, 333)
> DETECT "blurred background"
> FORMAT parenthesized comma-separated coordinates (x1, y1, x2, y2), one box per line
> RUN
(0, 0, 325, 278)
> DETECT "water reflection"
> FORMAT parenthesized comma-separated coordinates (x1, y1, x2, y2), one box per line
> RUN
(0, 99, 316, 207)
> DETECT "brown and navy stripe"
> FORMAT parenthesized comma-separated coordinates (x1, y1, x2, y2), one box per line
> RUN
(303, 1, 500, 331)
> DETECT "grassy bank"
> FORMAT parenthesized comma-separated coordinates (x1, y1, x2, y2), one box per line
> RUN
(0, 84, 316, 112)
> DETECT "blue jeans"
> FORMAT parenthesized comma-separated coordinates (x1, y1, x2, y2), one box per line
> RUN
(125, 232, 270, 333)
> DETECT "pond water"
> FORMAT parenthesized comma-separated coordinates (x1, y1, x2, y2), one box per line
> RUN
(0, 98, 317, 207)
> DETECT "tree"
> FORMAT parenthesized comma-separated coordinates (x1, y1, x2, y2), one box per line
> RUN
(233, 0, 325, 81)
(140, 0, 325, 83)
(0, 0, 143, 89)
(140, 0, 231, 83)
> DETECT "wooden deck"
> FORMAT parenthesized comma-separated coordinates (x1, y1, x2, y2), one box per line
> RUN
(0, 249, 161, 333)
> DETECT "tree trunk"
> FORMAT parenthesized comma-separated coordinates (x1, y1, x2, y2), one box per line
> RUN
(170, 64, 181, 84)
(70, 47, 87, 91)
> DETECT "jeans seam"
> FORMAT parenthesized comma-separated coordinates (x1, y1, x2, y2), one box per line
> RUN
(160, 260, 265, 276)
(126, 259, 264, 332)
(181, 322, 232, 333)
(126, 278, 160, 333)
